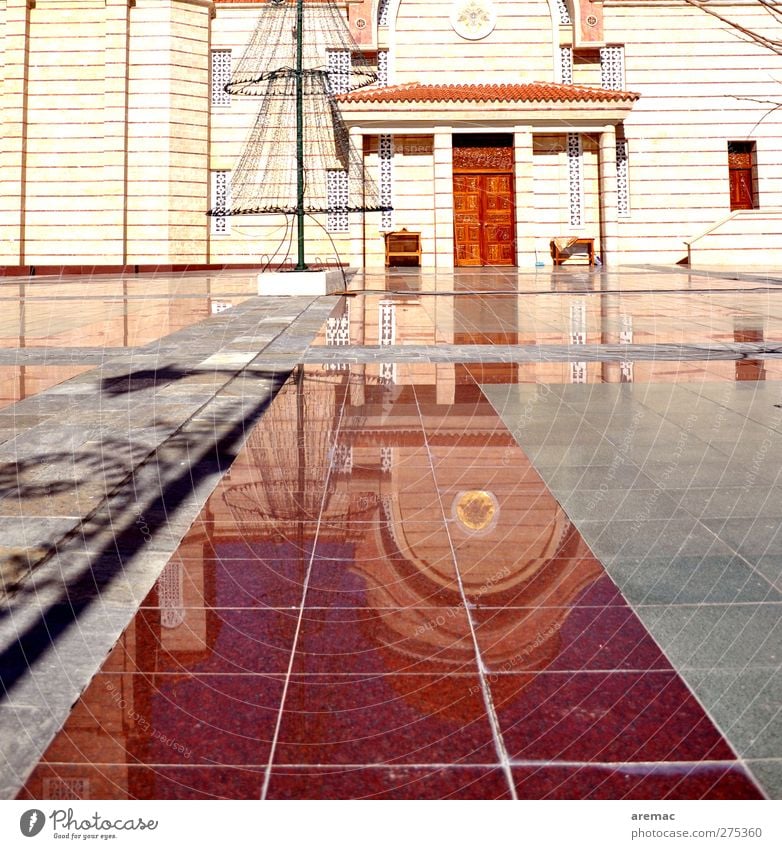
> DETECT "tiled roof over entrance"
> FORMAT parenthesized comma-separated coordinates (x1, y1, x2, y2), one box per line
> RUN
(338, 81, 640, 104)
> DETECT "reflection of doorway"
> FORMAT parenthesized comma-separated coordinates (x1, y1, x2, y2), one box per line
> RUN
(453, 135, 515, 266)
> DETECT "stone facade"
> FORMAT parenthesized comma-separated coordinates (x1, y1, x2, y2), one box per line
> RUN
(1, 0, 782, 269)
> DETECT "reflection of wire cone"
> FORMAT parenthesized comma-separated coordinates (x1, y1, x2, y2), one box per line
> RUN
(220, 377, 370, 536)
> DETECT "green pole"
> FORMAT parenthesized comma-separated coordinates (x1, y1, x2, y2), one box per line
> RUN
(294, 0, 307, 271)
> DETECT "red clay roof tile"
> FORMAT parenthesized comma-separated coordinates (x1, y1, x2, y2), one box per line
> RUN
(338, 81, 640, 104)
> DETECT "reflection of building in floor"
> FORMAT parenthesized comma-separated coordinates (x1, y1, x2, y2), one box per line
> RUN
(21, 365, 757, 799)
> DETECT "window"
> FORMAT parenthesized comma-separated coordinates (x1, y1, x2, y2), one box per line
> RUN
(727, 141, 756, 210)
(211, 50, 231, 107)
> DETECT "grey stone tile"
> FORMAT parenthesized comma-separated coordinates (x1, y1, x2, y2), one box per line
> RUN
(635, 603, 782, 669)
(559, 488, 684, 523)
(745, 759, 782, 800)
(670, 487, 782, 520)
(702, 517, 782, 557)
(752, 556, 782, 591)
(0, 707, 65, 798)
(605, 556, 780, 604)
(686, 668, 782, 760)
(537, 463, 659, 493)
(576, 518, 729, 560)
(638, 461, 746, 489)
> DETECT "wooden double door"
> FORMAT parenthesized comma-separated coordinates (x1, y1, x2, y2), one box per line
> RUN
(453, 171, 516, 266)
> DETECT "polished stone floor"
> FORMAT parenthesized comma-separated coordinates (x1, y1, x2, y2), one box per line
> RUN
(1, 266, 780, 799)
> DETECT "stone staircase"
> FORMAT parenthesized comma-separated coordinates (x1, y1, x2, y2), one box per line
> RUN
(685, 208, 782, 267)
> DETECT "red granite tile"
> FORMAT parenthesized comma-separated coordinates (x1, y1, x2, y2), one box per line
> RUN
(474, 604, 670, 673)
(493, 672, 735, 762)
(39, 674, 284, 767)
(19, 763, 266, 800)
(292, 607, 479, 674)
(512, 763, 763, 800)
(273, 673, 496, 765)
(266, 766, 511, 799)
(124, 608, 299, 674)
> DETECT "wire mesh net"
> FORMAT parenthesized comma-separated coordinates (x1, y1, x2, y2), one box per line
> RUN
(210, 0, 388, 217)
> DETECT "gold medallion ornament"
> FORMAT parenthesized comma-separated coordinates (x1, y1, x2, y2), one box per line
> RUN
(452, 490, 500, 533)
(450, 0, 497, 41)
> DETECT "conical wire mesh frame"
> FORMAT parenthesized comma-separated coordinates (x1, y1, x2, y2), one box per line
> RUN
(213, 70, 387, 216)
(227, 0, 378, 96)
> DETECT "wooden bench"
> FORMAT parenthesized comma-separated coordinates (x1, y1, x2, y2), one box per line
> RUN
(385, 229, 421, 267)
(551, 237, 595, 266)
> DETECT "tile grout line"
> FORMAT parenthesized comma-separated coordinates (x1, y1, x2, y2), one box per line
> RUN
(259, 366, 350, 800)
(410, 382, 519, 801)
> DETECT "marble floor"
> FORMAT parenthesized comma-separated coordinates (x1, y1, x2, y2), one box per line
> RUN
(1, 265, 780, 799)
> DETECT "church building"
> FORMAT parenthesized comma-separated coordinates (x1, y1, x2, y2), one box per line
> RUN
(1, 0, 782, 272)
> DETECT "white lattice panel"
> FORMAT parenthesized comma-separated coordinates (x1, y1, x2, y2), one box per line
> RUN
(379, 134, 393, 231)
(567, 134, 583, 227)
(616, 138, 630, 217)
(211, 170, 231, 235)
(327, 169, 349, 232)
(211, 50, 231, 107)
(556, 0, 571, 25)
(600, 46, 625, 91)
(559, 46, 573, 85)
(378, 0, 390, 26)
(327, 49, 350, 96)
(378, 49, 389, 87)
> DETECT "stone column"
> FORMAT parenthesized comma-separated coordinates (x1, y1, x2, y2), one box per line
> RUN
(513, 127, 534, 269)
(599, 124, 618, 266)
(0, 0, 31, 265)
(433, 128, 454, 270)
(105, 0, 132, 264)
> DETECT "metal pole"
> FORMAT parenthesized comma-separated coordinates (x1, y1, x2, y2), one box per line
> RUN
(294, 0, 307, 271)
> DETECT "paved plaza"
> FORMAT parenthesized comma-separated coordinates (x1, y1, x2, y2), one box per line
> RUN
(0, 265, 780, 799)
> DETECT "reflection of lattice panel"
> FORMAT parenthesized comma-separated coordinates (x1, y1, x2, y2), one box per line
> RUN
(43, 778, 90, 799)
(157, 559, 185, 629)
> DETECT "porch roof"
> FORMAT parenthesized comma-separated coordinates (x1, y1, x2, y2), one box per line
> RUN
(336, 81, 639, 129)
(338, 81, 640, 105)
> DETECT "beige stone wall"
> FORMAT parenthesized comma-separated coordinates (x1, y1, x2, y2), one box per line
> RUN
(127, 0, 210, 265)
(0, 0, 211, 268)
(392, 0, 556, 84)
(606, 1, 782, 264)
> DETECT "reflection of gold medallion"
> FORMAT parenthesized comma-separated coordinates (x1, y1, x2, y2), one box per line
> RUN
(453, 490, 499, 533)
